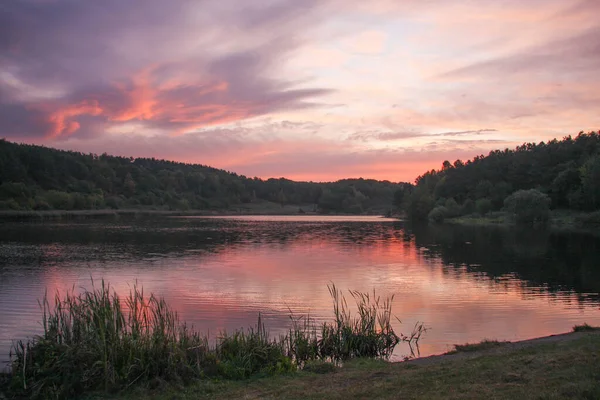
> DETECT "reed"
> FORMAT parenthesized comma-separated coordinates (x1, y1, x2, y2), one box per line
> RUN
(286, 284, 423, 363)
(8, 281, 423, 399)
(9, 280, 216, 398)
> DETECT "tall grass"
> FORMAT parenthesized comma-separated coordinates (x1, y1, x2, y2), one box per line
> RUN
(286, 284, 424, 363)
(8, 281, 423, 399)
(10, 280, 219, 398)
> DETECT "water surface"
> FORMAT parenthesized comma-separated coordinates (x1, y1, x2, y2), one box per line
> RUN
(1, 216, 599, 367)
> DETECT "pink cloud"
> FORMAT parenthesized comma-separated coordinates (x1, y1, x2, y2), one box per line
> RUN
(1, 0, 599, 181)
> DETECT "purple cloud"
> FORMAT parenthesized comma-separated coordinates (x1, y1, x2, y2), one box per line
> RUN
(0, 0, 332, 140)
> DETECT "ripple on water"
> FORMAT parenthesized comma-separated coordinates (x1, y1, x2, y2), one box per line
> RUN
(0, 216, 599, 365)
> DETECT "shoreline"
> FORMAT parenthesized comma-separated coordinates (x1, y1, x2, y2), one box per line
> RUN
(0, 206, 396, 221)
(405, 329, 600, 366)
(443, 210, 600, 233)
(2, 329, 599, 399)
(0, 208, 390, 221)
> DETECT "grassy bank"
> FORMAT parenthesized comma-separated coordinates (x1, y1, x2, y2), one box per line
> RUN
(0, 201, 390, 221)
(445, 210, 600, 232)
(98, 330, 600, 400)
(2, 282, 421, 399)
(0, 202, 313, 220)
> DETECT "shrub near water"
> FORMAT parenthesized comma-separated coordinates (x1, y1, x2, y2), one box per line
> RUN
(287, 284, 424, 363)
(8, 282, 420, 399)
(504, 189, 551, 225)
(10, 281, 218, 398)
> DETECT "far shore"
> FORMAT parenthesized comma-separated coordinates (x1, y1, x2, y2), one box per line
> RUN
(442, 210, 600, 233)
(0, 206, 393, 221)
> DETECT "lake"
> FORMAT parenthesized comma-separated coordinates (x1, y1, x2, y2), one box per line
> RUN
(1, 215, 599, 367)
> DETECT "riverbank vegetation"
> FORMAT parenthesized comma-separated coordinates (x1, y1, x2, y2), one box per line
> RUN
(0, 139, 404, 215)
(394, 131, 600, 227)
(94, 330, 600, 400)
(3, 131, 599, 222)
(4, 282, 422, 399)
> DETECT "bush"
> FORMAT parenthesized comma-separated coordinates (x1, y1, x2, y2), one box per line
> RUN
(574, 211, 600, 227)
(45, 190, 74, 210)
(105, 196, 123, 209)
(461, 199, 475, 215)
(504, 189, 551, 225)
(428, 206, 448, 223)
(0, 199, 20, 210)
(0, 182, 31, 201)
(303, 360, 338, 374)
(407, 191, 434, 220)
(216, 313, 294, 379)
(444, 198, 461, 217)
(33, 198, 52, 211)
(475, 198, 493, 215)
(72, 193, 92, 209)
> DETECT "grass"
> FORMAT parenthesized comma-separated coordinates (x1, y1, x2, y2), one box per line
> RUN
(573, 323, 600, 332)
(445, 212, 508, 226)
(4, 281, 419, 399)
(445, 339, 508, 354)
(446, 210, 600, 233)
(89, 332, 600, 400)
(286, 284, 424, 364)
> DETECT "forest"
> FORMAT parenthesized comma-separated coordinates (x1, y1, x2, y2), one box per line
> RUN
(2, 132, 599, 220)
(0, 139, 405, 214)
(395, 131, 600, 224)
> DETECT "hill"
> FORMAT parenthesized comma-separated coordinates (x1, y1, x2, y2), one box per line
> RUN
(0, 139, 407, 214)
(395, 131, 600, 222)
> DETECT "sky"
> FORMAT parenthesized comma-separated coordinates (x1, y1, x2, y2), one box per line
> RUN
(1, 0, 599, 182)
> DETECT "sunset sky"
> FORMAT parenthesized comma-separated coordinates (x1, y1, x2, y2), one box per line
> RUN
(1, 0, 599, 182)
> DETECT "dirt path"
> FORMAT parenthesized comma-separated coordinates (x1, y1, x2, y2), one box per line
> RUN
(405, 330, 600, 367)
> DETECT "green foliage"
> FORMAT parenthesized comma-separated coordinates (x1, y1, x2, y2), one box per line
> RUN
(302, 359, 338, 374)
(461, 198, 475, 215)
(444, 198, 461, 217)
(475, 180, 493, 200)
(572, 323, 599, 332)
(217, 315, 294, 379)
(450, 339, 507, 354)
(580, 155, 600, 210)
(0, 140, 405, 214)
(286, 284, 424, 364)
(574, 211, 600, 227)
(45, 190, 74, 210)
(428, 206, 448, 223)
(0, 198, 20, 210)
(504, 189, 551, 225)
(406, 190, 434, 220)
(401, 132, 600, 219)
(475, 198, 493, 216)
(8, 282, 423, 399)
(10, 281, 213, 398)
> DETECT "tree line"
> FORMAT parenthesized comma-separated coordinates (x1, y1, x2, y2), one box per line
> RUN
(0, 139, 405, 213)
(395, 131, 600, 224)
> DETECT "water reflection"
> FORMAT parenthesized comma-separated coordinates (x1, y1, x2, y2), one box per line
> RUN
(1, 216, 599, 367)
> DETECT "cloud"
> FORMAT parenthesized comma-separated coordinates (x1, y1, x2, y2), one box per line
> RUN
(442, 27, 600, 80)
(1, 0, 600, 182)
(0, 0, 333, 140)
(347, 30, 387, 54)
(45, 123, 509, 182)
(348, 129, 497, 142)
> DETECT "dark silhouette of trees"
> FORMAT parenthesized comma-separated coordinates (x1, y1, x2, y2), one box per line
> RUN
(398, 131, 600, 222)
(0, 140, 405, 213)
(504, 189, 551, 225)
